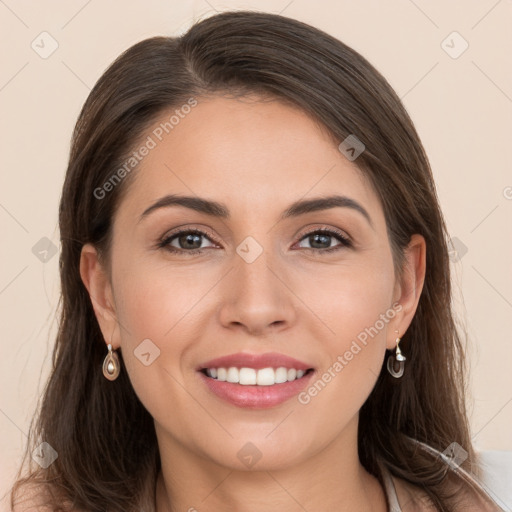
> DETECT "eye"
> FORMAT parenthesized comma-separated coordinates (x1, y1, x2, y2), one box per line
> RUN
(294, 228, 352, 254)
(157, 228, 217, 255)
(157, 226, 352, 256)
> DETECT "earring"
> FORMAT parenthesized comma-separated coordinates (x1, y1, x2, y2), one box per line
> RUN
(102, 343, 121, 381)
(387, 334, 406, 378)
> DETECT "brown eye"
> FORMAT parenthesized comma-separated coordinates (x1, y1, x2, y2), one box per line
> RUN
(158, 229, 216, 255)
(295, 229, 352, 254)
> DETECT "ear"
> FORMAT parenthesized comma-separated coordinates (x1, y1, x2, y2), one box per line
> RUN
(79, 243, 120, 349)
(387, 234, 426, 350)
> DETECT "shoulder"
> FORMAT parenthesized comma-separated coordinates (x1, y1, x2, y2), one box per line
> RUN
(391, 473, 504, 512)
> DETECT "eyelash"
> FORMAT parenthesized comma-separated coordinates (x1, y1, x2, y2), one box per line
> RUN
(156, 227, 352, 256)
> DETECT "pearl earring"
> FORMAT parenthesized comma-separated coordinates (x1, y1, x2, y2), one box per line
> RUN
(102, 343, 121, 381)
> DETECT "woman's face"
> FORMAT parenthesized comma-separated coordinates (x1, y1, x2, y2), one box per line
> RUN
(82, 94, 424, 471)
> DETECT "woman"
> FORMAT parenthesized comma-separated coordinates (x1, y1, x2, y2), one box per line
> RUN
(10, 10, 506, 512)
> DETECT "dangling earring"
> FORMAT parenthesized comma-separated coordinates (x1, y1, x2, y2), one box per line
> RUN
(387, 333, 406, 378)
(103, 343, 120, 381)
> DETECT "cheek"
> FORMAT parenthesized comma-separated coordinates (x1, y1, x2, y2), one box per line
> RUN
(110, 260, 209, 408)
(111, 282, 212, 448)
(330, 270, 395, 353)
(294, 251, 395, 346)
(113, 253, 211, 344)
(294, 255, 396, 411)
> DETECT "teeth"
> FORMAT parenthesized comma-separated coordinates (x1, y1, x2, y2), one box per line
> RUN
(204, 367, 308, 385)
(227, 367, 239, 383)
(239, 367, 256, 385)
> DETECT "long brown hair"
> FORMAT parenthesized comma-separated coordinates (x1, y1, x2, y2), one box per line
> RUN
(10, 10, 494, 511)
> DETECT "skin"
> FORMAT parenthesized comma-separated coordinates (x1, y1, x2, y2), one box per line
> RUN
(80, 94, 426, 511)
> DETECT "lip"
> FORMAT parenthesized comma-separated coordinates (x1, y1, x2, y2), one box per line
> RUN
(198, 368, 316, 409)
(198, 351, 314, 371)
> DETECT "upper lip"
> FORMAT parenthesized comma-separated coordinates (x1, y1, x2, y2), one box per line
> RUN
(198, 352, 314, 371)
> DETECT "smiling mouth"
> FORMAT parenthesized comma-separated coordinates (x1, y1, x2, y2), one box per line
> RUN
(199, 367, 315, 386)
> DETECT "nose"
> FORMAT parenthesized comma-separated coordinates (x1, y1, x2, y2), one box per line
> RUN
(217, 248, 297, 337)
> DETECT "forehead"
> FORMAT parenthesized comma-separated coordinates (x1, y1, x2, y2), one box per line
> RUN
(115, 94, 382, 226)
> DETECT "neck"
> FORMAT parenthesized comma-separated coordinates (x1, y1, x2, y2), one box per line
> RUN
(154, 415, 387, 512)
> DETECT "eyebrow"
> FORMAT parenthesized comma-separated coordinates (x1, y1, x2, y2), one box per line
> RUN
(138, 194, 374, 228)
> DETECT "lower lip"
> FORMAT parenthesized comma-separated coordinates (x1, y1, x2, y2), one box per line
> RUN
(198, 370, 315, 409)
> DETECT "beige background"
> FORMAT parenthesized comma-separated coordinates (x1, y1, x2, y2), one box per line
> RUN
(1, 0, 511, 508)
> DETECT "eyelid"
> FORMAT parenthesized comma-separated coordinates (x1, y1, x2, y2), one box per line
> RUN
(157, 223, 353, 254)
(294, 224, 351, 244)
(159, 225, 221, 245)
